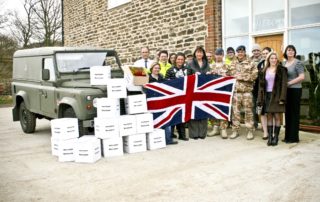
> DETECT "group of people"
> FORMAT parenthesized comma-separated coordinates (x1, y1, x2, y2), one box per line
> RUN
(135, 44, 305, 146)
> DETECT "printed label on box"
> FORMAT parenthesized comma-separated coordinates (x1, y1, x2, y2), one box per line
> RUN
(58, 138, 78, 162)
(126, 94, 147, 115)
(51, 118, 79, 140)
(119, 115, 137, 136)
(96, 98, 120, 118)
(51, 137, 59, 156)
(75, 136, 101, 163)
(123, 134, 147, 153)
(90, 66, 111, 86)
(102, 138, 124, 157)
(136, 113, 154, 133)
(94, 117, 119, 139)
(107, 79, 127, 99)
(147, 129, 166, 150)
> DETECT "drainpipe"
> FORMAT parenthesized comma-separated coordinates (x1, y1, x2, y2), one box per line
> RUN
(61, 0, 64, 46)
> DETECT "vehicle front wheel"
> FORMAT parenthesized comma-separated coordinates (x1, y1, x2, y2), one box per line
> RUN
(19, 102, 36, 133)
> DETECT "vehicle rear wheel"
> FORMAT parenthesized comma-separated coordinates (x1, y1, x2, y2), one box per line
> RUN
(19, 102, 36, 133)
(62, 107, 85, 136)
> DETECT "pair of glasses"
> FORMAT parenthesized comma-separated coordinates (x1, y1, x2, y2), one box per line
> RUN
(227, 52, 234, 54)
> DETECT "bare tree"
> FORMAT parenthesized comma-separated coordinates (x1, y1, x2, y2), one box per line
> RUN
(0, 15, 7, 29)
(10, 0, 36, 48)
(0, 34, 18, 56)
(32, 0, 62, 46)
(0, 34, 18, 79)
(0, 2, 8, 30)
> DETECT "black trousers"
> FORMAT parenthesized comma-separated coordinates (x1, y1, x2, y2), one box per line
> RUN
(285, 88, 302, 142)
(188, 119, 208, 138)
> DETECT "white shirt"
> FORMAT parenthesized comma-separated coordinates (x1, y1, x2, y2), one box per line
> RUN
(133, 58, 154, 69)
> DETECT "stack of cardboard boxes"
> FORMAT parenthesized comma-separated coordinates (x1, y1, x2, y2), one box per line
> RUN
(50, 66, 166, 163)
(50, 118, 102, 163)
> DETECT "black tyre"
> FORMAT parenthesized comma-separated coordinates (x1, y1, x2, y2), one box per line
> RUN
(19, 102, 36, 133)
(62, 107, 85, 136)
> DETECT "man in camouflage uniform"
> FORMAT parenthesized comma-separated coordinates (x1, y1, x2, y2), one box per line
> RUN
(207, 48, 235, 139)
(229, 45, 258, 140)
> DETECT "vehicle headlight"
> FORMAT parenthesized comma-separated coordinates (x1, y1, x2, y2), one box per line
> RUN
(86, 95, 92, 101)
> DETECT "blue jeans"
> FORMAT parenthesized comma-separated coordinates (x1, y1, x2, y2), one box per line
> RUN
(164, 126, 173, 144)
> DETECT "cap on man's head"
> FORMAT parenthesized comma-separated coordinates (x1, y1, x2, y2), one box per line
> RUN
(252, 44, 261, 51)
(236, 45, 246, 52)
(215, 48, 224, 55)
(227, 47, 235, 53)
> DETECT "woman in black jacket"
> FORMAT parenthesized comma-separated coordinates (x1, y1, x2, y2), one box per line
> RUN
(186, 46, 210, 139)
(257, 52, 287, 146)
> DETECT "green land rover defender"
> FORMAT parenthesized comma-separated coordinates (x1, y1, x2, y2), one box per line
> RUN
(12, 47, 124, 134)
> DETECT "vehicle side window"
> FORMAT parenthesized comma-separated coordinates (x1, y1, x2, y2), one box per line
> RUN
(44, 58, 56, 81)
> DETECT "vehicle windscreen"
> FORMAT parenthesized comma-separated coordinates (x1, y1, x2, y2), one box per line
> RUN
(56, 52, 119, 73)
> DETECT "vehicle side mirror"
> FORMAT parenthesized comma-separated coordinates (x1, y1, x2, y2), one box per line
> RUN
(42, 69, 50, 81)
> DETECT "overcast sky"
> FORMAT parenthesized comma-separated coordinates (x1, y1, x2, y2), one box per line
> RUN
(0, 0, 26, 35)
(0, 0, 25, 15)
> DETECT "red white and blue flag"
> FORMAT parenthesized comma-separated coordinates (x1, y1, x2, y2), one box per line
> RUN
(144, 74, 236, 128)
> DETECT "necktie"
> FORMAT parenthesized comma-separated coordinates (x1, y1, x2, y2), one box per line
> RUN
(144, 60, 148, 68)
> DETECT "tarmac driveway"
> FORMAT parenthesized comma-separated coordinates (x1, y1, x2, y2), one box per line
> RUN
(0, 107, 319, 201)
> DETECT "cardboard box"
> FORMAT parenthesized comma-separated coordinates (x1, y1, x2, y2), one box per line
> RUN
(147, 129, 166, 150)
(96, 98, 120, 118)
(51, 137, 59, 156)
(102, 137, 124, 157)
(123, 134, 147, 154)
(90, 66, 111, 86)
(122, 65, 149, 86)
(136, 113, 154, 133)
(126, 94, 148, 115)
(75, 136, 101, 163)
(107, 78, 127, 98)
(94, 117, 119, 139)
(119, 115, 137, 136)
(58, 138, 78, 162)
(51, 118, 79, 140)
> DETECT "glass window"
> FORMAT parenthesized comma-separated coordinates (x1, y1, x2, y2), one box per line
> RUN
(225, 36, 249, 51)
(253, 0, 284, 31)
(289, 27, 320, 126)
(289, 0, 320, 26)
(56, 52, 107, 73)
(289, 27, 320, 61)
(224, 0, 249, 36)
(108, 0, 131, 9)
(44, 58, 56, 81)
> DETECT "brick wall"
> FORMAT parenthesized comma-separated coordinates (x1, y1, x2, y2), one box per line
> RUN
(63, 0, 222, 64)
(205, 0, 222, 52)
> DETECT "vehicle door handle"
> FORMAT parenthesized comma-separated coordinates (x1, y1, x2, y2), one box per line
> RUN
(39, 90, 47, 98)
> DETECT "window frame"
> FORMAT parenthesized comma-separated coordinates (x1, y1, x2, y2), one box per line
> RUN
(107, 0, 131, 10)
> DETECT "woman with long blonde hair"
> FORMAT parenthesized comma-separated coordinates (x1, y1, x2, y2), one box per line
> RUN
(257, 52, 288, 146)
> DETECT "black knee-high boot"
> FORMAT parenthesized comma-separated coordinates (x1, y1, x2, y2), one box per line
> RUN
(177, 123, 188, 141)
(267, 126, 273, 146)
(272, 126, 281, 146)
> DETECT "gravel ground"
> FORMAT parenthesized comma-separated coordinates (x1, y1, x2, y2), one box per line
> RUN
(0, 107, 319, 202)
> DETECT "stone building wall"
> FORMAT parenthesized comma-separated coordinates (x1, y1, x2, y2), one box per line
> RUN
(63, 0, 222, 64)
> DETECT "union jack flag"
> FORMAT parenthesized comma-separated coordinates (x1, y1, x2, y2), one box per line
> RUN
(144, 74, 236, 128)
